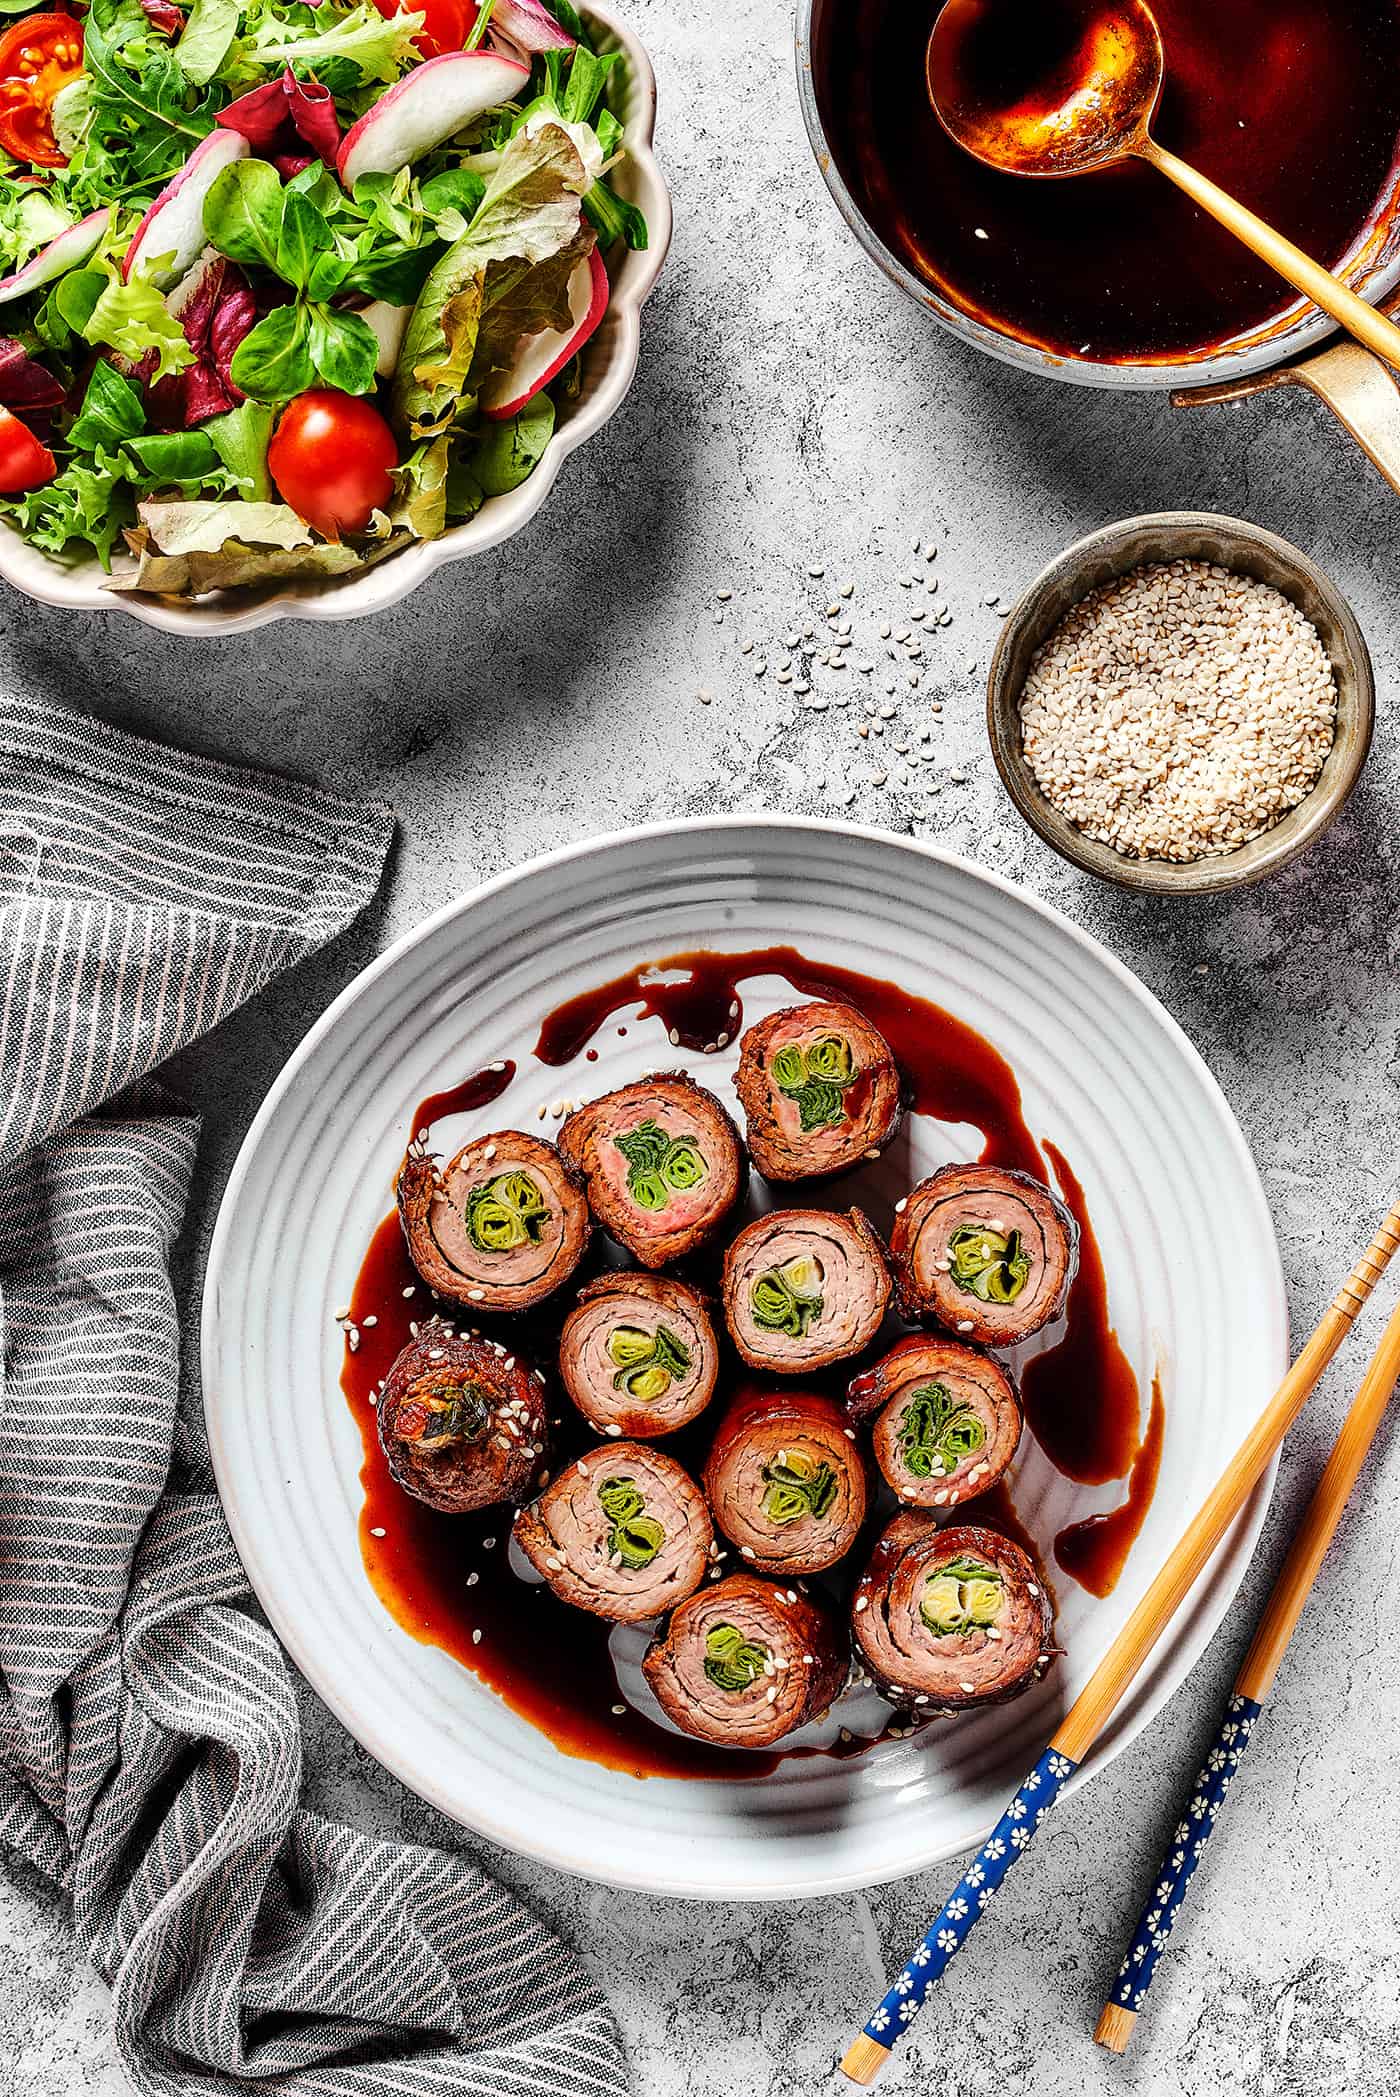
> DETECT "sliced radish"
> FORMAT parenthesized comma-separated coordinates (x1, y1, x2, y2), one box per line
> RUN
(0, 211, 108, 307)
(122, 130, 250, 290)
(490, 0, 576, 52)
(481, 243, 607, 419)
(358, 298, 412, 377)
(336, 50, 529, 190)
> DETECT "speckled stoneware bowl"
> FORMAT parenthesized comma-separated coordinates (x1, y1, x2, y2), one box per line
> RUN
(987, 512, 1375, 895)
(0, 3, 671, 636)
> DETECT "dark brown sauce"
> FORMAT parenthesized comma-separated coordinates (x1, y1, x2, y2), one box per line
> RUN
(535, 943, 1045, 1178)
(1054, 1371, 1166, 1596)
(345, 947, 1162, 1776)
(815, 0, 1400, 363)
(410, 1060, 515, 1136)
(1022, 1140, 1142, 1488)
(343, 1214, 772, 1778)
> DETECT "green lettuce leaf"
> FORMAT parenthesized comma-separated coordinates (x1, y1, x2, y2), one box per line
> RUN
(463, 391, 554, 497)
(82, 271, 195, 380)
(203, 399, 275, 499)
(0, 180, 74, 277)
(239, 0, 423, 84)
(391, 122, 586, 435)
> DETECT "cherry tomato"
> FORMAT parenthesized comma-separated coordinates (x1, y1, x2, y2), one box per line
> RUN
(0, 403, 55, 493)
(0, 13, 83, 168)
(371, 0, 477, 59)
(268, 389, 398, 541)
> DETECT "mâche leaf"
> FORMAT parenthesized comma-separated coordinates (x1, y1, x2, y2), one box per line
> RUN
(228, 302, 315, 400)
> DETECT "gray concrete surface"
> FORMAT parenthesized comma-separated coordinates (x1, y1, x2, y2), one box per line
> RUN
(4, 3, 1400, 2091)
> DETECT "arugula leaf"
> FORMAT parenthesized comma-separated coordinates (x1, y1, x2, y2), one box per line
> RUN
(66, 0, 220, 208)
(176, 0, 240, 83)
(229, 302, 315, 399)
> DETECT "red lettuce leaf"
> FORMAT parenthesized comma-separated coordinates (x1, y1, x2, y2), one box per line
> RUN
(140, 0, 185, 30)
(147, 258, 260, 428)
(0, 337, 65, 437)
(216, 68, 341, 171)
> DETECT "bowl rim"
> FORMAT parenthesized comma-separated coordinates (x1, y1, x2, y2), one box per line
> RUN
(985, 510, 1376, 894)
(792, 0, 1400, 393)
(0, 0, 672, 635)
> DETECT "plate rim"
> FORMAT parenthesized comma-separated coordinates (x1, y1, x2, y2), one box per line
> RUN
(202, 813, 1288, 1896)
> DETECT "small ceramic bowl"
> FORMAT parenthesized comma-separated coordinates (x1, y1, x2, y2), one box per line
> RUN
(987, 512, 1375, 894)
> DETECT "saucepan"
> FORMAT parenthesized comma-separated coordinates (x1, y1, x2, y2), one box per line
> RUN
(794, 0, 1400, 485)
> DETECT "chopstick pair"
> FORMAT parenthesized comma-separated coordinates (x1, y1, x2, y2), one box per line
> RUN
(1095, 1268, 1400, 2050)
(841, 1196, 1400, 2087)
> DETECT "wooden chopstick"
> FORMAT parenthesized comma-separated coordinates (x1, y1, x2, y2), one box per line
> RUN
(840, 1198, 1400, 2087)
(1095, 1280, 1400, 2053)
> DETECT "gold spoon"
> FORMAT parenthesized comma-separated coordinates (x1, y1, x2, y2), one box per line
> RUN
(925, 0, 1400, 376)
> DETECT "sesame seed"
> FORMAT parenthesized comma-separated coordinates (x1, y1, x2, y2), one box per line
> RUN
(472, 1629, 483, 1645)
(855, 1595, 870, 1613)
(370, 1526, 385, 1538)
(956, 1319, 974, 1333)
(1018, 558, 1338, 862)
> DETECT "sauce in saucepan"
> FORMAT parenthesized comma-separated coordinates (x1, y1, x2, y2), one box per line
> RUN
(814, 0, 1400, 362)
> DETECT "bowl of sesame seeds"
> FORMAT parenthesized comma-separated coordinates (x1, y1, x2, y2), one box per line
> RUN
(986, 513, 1374, 893)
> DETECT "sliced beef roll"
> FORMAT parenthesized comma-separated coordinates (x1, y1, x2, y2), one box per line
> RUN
(396, 1129, 590, 1315)
(848, 1333, 1023, 1510)
(642, 1572, 848, 1748)
(703, 1389, 867, 1576)
(376, 1318, 547, 1515)
(889, 1163, 1079, 1346)
(852, 1514, 1054, 1714)
(559, 1272, 719, 1439)
(722, 1207, 890, 1373)
(735, 1000, 903, 1180)
(514, 1442, 712, 1623)
(558, 1075, 745, 1268)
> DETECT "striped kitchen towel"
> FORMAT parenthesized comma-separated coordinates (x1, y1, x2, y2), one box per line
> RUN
(0, 695, 627, 2097)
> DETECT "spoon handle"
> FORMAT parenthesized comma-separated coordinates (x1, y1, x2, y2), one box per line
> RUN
(1137, 137, 1400, 378)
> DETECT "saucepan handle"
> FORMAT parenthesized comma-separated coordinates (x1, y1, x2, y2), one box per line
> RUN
(1173, 340, 1400, 500)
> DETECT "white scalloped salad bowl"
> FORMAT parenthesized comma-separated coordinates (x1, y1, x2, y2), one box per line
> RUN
(0, 4, 670, 636)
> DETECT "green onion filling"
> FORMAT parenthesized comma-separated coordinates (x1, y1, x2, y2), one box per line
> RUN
(703, 1621, 771, 1692)
(919, 1556, 1004, 1637)
(897, 1380, 988, 1479)
(749, 1253, 824, 1340)
(614, 1119, 709, 1212)
(395, 1377, 489, 1451)
(597, 1476, 665, 1569)
(761, 1448, 839, 1526)
(771, 1032, 858, 1132)
(948, 1223, 1031, 1304)
(606, 1323, 693, 1402)
(464, 1169, 549, 1253)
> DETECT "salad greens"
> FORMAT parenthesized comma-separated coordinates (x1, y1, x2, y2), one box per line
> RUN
(0, 0, 646, 594)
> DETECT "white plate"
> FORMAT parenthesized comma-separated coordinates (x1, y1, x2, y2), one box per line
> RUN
(203, 817, 1287, 1899)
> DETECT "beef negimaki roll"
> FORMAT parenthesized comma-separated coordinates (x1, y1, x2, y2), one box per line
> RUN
(514, 1442, 712, 1623)
(852, 1514, 1054, 1714)
(558, 1075, 745, 1268)
(847, 1333, 1023, 1509)
(703, 1389, 867, 1576)
(643, 1572, 849, 1748)
(376, 1318, 547, 1514)
(735, 1000, 903, 1180)
(890, 1163, 1079, 1346)
(722, 1207, 890, 1373)
(396, 1130, 590, 1315)
(559, 1273, 719, 1439)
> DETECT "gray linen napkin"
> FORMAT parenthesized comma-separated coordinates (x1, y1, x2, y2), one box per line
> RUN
(0, 695, 627, 2097)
